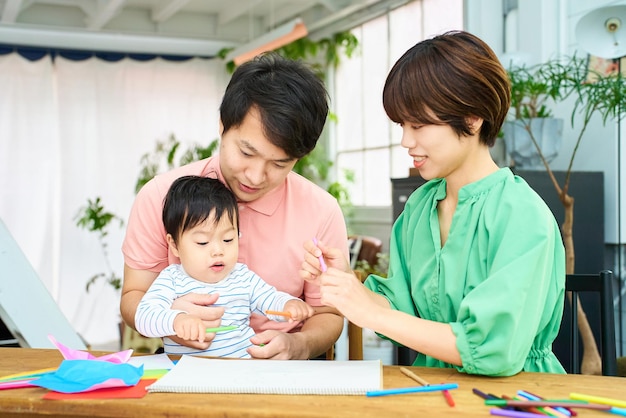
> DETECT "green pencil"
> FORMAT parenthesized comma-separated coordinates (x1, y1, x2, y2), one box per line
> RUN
(205, 325, 238, 333)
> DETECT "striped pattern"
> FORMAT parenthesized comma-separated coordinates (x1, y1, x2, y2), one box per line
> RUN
(135, 263, 298, 358)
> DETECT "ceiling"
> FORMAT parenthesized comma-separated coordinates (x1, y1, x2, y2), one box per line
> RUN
(0, 0, 410, 57)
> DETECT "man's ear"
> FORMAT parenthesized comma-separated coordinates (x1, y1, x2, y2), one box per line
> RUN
(167, 234, 180, 258)
(218, 119, 224, 136)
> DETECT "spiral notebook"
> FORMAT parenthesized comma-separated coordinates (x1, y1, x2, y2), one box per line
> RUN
(147, 355, 382, 395)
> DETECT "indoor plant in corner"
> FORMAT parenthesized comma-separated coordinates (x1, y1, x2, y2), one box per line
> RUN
(74, 197, 124, 293)
(505, 55, 625, 375)
(503, 58, 571, 169)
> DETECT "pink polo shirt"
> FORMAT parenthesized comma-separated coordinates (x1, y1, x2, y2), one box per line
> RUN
(122, 156, 349, 333)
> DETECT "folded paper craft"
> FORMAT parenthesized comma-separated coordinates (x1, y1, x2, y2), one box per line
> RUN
(20, 335, 142, 393)
(30, 360, 143, 393)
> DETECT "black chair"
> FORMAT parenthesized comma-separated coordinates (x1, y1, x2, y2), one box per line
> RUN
(564, 271, 617, 376)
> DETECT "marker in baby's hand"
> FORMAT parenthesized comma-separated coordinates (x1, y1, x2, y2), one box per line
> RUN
(312, 237, 328, 272)
(265, 310, 292, 318)
(205, 325, 238, 333)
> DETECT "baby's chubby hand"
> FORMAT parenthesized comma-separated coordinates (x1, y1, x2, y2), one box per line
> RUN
(283, 299, 315, 322)
(173, 313, 208, 343)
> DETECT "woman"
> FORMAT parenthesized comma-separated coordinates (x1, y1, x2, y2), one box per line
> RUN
(301, 31, 566, 376)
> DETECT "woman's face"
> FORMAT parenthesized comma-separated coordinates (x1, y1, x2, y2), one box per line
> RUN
(219, 107, 297, 203)
(399, 122, 472, 181)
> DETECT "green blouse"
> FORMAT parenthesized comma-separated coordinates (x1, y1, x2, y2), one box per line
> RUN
(365, 168, 566, 376)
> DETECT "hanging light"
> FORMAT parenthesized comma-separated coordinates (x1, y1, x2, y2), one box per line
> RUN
(575, 5, 626, 59)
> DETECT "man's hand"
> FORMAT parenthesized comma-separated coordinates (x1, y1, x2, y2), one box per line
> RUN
(169, 293, 225, 349)
(247, 330, 305, 360)
(247, 310, 343, 360)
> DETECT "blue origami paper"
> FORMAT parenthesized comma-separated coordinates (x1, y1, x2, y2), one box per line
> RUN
(31, 359, 143, 393)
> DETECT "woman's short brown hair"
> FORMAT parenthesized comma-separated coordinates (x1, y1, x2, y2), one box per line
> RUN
(383, 30, 510, 147)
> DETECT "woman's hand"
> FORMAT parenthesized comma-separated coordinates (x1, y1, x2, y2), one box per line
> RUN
(319, 268, 387, 330)
(300, 239, 351, 285)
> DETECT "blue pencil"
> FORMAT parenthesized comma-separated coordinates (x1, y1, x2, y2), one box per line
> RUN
(366, 383, 458, 397)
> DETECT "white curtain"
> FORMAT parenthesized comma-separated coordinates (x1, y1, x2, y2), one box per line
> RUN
(0, 52, 229, 347)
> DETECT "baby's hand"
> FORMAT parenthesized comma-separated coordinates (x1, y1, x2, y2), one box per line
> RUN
(173, 313, 208, 343)
(284, 299, 315, 322)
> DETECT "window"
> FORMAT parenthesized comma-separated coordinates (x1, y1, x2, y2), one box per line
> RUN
(332, 0, 464, 207)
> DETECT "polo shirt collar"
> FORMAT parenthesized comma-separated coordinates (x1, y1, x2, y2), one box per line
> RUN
(241, 180, 286, 216)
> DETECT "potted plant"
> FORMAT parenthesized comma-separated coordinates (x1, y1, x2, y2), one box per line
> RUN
(74, 197, 124, 292)
(502, 58, 575, 168)
(505, 54, 626, 375)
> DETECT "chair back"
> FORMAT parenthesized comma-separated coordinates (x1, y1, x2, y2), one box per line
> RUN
(348, 235, 383, 269)
(564, 270, 617, 376)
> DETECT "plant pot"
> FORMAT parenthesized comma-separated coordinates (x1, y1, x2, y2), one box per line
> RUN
(503, 118, 563, 169)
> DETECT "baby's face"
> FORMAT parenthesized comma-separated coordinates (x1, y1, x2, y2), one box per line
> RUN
(175, 211, 239, 284)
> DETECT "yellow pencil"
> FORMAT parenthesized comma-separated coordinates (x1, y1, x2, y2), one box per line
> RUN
(570, 392, 626, 408)
(0, 367, 57, 382)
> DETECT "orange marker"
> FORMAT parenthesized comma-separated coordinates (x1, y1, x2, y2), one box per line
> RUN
(265, 310, 292, 318)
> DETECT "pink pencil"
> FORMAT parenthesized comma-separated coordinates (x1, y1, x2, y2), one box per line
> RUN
(312, 237, 328, 272)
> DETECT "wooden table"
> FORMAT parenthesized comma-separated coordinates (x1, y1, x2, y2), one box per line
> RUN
(0, 348, 624, 418)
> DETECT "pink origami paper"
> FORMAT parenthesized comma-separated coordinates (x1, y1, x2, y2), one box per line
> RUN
(48, 334, 133, 363)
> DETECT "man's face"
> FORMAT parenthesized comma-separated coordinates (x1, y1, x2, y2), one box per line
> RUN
(219, 107, 297, 203)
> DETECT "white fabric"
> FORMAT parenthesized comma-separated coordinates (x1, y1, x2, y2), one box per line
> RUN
(0, 52, 229, 347)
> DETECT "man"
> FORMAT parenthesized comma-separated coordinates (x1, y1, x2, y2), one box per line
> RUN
(121, 53, 348, 359)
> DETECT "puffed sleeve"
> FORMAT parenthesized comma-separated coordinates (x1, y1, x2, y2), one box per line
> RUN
(451, 186, 565, 376)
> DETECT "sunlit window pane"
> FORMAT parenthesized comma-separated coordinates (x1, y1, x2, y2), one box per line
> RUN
(332, 0, 464, 208)
(363, 148, 391, 206)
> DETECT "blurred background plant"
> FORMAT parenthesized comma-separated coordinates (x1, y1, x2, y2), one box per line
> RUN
(74, 197, 124, 292)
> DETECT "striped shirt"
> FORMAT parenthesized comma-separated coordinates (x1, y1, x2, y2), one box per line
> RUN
(135, 263, 298, 358)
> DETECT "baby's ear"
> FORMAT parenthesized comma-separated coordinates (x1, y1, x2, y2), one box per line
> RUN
(167, 234, 180, 257)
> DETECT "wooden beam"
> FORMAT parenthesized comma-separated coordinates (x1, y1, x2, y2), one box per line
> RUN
(86, 0, 126, 30)
(151, 0, 191, 23)
(1, 0, 23, 23)
(218, 0, 262, 25)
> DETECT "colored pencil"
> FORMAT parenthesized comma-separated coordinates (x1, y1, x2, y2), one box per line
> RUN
(442, 386, 455, 407)
(485, 400, 612, 410)
(205, 325, 238, 333)
(366, 383, 458, 397)
(501, 395, 546, 415)
(609, 408, 626, 417)
(399, 367, 430, 386)
(570, 393, 626, 409)
(399, 367, 455, 407)
(518, 390, 573, 417)
(312, 237, 328, 272)
(0, 367, 57, 382)
(490, 409, 549, 417)
(265, 310, 292, 318)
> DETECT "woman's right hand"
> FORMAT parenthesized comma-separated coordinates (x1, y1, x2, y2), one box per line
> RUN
(299, 238, 351, 285)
